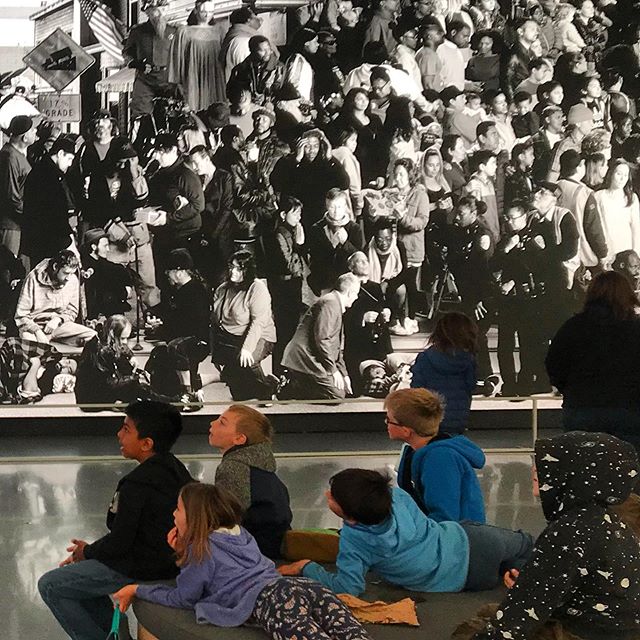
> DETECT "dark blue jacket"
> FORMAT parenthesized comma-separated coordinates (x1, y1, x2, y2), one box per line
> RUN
(214, 442, 292, 559)
(410, 347, 476, 434)
(397, 436, 486, 523)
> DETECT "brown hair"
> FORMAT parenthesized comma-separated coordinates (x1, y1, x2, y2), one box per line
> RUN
(226, 404, 273, 444)
(585, 271, 638, 321)
(430, 312, 479, 354)
(175, 483, 244, 567)
(384, 388, 444, 437)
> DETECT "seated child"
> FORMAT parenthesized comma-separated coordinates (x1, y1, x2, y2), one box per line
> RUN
(454, 431, 640, 640)
(386, 387, 486, 523)
(38, 400, 193, 639)
(278, 469, 533, 597)
(209, 405, 292, 559)
(113, 483, 372, 640)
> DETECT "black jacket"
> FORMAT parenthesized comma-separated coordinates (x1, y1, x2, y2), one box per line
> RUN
(75, 337, 142, 406)
(270, 154, 350, 228)
(546, 302, 640, 410)
(21, 156, 75, 263)
(158, 278, 211, 343)
(266, 222, 306, 280)
(473, 431, 640, 640)
(82, 255, 132, 319)
(84, 452, 193, 580)
(307, 219, 364, 293)
(148, 159, 204, 239)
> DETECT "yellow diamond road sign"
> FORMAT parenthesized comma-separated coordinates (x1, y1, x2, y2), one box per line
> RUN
(23, 28, 95, 93)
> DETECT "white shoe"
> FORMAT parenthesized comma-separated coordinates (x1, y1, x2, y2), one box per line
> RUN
(404, 318, 419, 334)
(389, 321, 411, 336)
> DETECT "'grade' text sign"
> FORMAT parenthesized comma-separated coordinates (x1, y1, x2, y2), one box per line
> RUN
(37, 94, 81, 122)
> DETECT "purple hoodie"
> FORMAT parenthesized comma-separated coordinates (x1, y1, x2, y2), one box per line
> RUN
(136, 527, 280, 627)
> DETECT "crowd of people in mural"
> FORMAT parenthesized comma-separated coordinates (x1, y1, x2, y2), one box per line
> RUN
(2, 0, 640, 406)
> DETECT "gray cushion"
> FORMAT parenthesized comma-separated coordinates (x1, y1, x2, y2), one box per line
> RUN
(133, 581, 506, 640)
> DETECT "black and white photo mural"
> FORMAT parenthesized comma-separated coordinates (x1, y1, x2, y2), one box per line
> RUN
(1, 0, 639, 416)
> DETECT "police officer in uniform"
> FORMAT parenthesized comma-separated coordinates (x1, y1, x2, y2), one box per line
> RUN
(528, 181, 579, 392)
(446, 195, 498, 389)
(492, 200, 548, 396)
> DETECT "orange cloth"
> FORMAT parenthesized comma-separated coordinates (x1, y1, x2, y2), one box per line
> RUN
(338, 594, 420, 626)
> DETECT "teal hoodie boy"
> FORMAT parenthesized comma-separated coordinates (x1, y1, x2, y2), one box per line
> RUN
(398, 435, 486, 523)
(302, 487, 470, 596)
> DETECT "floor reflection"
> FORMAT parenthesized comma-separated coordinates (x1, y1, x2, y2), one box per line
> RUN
(3, 453, 544, 640)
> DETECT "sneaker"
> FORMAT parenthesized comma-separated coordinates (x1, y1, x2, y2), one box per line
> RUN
(404, 318, 419, 335)
(483, 375, 501, 397)
(180, 390, 204, 412)
(389, 321, 411, 336)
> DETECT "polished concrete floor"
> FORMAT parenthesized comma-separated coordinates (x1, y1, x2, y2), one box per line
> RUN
(2, 436, 547, 640)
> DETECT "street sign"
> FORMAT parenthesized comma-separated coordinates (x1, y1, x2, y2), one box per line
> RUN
(23, 29, 95, 93)
(37, 94, 82, 122)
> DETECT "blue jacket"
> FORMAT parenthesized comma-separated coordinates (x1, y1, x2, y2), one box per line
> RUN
(397, 436, 486, 523)
(302, 488, 469, 595)
(136, 528, 280, 627)
(410, 347, 476, 434)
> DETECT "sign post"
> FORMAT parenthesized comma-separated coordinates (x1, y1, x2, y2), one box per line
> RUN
(23, 28, 95, 93)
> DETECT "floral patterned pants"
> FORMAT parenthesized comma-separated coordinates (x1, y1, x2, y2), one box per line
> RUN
(252, 577, 372, 640)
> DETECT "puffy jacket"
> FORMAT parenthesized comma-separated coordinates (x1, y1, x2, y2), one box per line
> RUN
(411, 346, 477, 434)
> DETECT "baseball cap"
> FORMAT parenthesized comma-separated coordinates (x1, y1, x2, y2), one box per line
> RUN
(440, 86, 464, 104)
(536, 181, 562, 198)
(83, 228, 108, 249)
(50, 136, 76, 156)
(152, 132, 179, 150)
(166, 248, 194, 271)
(6, 115, 35, 137)
(252, 107, 276, 123)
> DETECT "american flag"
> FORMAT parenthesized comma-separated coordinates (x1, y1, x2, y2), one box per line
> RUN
(78, 0, 126, 65)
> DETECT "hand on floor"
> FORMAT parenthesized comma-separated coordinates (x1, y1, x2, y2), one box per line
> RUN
(278, 560, 311, 576)
(503, 568, 519, 589)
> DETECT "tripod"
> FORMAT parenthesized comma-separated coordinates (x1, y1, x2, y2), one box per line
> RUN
(132, 239, 144, 352)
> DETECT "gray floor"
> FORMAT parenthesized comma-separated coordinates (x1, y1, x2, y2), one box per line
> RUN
(2, 435, 547, 640)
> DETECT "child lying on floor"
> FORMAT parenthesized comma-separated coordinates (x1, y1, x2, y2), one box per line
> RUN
(113, 483, 372, 640)
(278, 469, 534, 596)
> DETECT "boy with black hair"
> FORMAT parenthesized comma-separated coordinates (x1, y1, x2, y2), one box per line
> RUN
(504, 140, 536, 209)
(38, 400, 193, 640)
(466, 150, 499, 241)
(386, 387, 486, 522)
(279, 469, 534, 597)
(512, 91, 539, 138)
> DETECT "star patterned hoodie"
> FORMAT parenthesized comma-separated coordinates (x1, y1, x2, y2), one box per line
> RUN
(472, 431, 640, 640)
